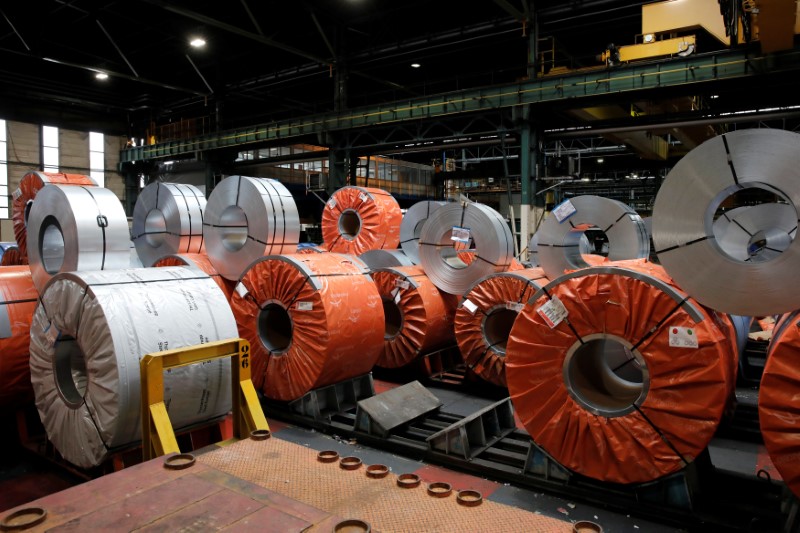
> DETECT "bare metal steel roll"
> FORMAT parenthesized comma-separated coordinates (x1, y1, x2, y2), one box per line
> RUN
(204, 175, 300, 281)
(29, 267, 237, 468)
(712, 203, 796, 263)
(359, 249, 414, 270)
(653, 129, 800, 316)
(400, 201, 445, 264)
(528, 231, 591, 267)
(132, 182, 206, 267)
(534, 195, 649, 279)
(418, 201, 514, 295)
(26, 185, 130, 293)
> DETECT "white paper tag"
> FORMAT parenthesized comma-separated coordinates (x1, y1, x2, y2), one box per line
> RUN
(505, 302, 525, 312)
(451, 226, 471, 243)
(463, 298, 478, 314)
(394, 291, 402, 304)
(327, 198, 337, 209)
(235, 282, 248, 299)
(536, 296, 568, 328)
(359, 192, 369, 202)
(296, 301, 313, 311)
(552, 199, 577, 223)
(395, 279, 410, 290)
(12, 188, 22, 201)
(668, 326, 698, 348)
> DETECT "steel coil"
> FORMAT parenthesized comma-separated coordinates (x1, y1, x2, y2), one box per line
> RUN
(712, 203, 796, 263)
(455, 268, 549, 386)
(528, 231, 591, 267)
(321, 186, 402, 254)
(29, 267, 237, 468)
(418, 202, 514, 295)
(26, 185, 130, 293)
(204, 175, 299, 281)
(132, 182, 206, 267)
(11, 172, 97, 261)
(535, 195, 649, 280)
(0, 266, 38, 408)
(230, 253, 384, 401)
(400, 201, 445, 264)
(653, 129, 800, 316)
(152, 252, 235, 300)
(358, 249, 414, 270)
(0, 245, 26, 266)
(506, 261, 735, 484)
(371, 265, 457, 368)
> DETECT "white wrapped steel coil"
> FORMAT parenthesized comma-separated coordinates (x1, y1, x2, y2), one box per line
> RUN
(26, 184, 130, 293)
(400, 200, 445, 264)
(29, 267, 237, 468)
(418, 201, 514, 295)
(132, 182, 206, 267)
(653, 129, 800, 316)
(204, 175, 300, 280)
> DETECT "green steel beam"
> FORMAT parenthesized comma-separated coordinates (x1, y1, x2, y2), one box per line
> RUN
(120, 47, 800, 164)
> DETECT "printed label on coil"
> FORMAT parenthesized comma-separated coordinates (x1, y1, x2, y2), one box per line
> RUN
(235, 282, 249, 299)
(462, 298, 478, 314)
(12, 188, 22, 201)
(359, 192, 369, 202)
(395, 279, 410, 290)
(536, 296, 568, 328)
(296, 301, 313, 311)
(327, 198, 337, 209)
(451, 226, 471, 243)
(552, 199, 577, 223)
(505, 302, 525, 312)
(668, 326, 698, 348)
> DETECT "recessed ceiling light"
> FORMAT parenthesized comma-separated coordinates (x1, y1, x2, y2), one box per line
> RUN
(410, 63, 421, 68)
(710, 94, 719, 99)
(95, 72, 109, 80)
(190, 37, 206, 48)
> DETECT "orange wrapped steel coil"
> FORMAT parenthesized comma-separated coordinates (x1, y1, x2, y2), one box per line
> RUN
(0, 266, 38, 408)
(0, 245, 27, 266)
(230, 253, 384, 401)
(370, 265, 457, 368)
(759, 311, 800, 498)
(455, 268, 549, 387)
(152, 253, 235, 301)
(12, 171, 97, 261)
(506, 262, 735, 484)
(321, 187, 402, 254)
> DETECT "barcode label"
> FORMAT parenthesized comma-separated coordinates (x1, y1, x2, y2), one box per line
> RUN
(463, 298, 478, 314)
(235, 282, 248, 298)
(536, 296, 568, 328)
(296, 301, 313, 311)
(451, 226, 471, 243)
(552, 199, 577, 223)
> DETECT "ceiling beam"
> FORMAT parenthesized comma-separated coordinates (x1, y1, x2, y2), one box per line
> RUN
(492, 0, 525, 21)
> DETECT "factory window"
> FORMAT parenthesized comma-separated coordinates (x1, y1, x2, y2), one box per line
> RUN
(0, 119, 7, 218)
(42, 125, 59, 172)
(89, 132, 105, 187)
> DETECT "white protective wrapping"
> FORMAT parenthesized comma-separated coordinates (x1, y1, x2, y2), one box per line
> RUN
(534, 195, 649, 279)
(29, 267, 237, 468)
(26, 184, 130, 293)
(204, 175, 300, 280)
(400, 200, 445, 264)
(418, 201, 514, 295)
(132, 182, 206, 267)
(712, 203, 796, 263)
(653, 129, 800, 316)
(358, 249, 414, 270)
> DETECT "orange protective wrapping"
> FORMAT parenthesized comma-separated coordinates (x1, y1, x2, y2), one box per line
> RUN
(370, 265, 457, 368)
(455, 268, 549, 387)
(0, 246, 27, 266)
(506, 262, 733, 484)
(230, 253, 385, 401)
(0, 266, 38, 408)
(153, 253, 235, 301)
(321, 187, 402, 254)
(12, 172, 97, 260)
(759, 311, 800, 498)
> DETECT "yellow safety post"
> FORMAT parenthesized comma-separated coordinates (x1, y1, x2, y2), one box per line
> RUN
(140, 338, 268, 461)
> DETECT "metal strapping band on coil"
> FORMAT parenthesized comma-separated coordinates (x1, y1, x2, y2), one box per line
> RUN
(400, 200, 445, 264)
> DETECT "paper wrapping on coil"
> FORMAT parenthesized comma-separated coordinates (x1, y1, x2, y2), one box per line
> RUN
(153, 253, 235, 300)
(0, 245, 27, 266)
(359, 249, 414, 270)
(27, 185, 130, 293)
(653, 129, 800, 316)
(231, 253, 384, 402)
(12, 171, 97, 261)
(506, 262, 733, 484)
(455, 268, 549, 387)
(204, 175, 300, 281)
(132, 182, 206, 267)
(0, 266, 38, 408)
(370, 265, 457, 368)
(321, 186, 402, 254)
(29, 267, 237, 468)
(400, 201, 445, 264)
(535, 195, 649, 279)
(419, 202, 514, 295)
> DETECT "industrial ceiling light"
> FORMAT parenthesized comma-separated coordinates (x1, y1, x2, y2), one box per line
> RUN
(190, 37, 206, 48)
(95, 72, 109, 80)
(410, 63, 421, 68)
(597, 158, 604, 163)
